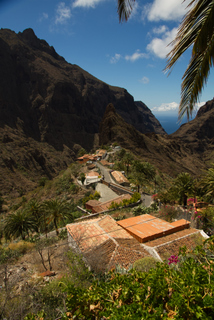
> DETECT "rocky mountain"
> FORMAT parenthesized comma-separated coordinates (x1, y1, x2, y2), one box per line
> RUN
(99, 103, 214, 177)
(0, 27, 165, 197)
(172, 99, 214, 141)
(0, 28, 165, 151)
(171, 99, 214, 155)
(0, 27, 213, 198)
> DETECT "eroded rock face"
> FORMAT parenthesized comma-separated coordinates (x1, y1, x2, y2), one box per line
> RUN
(99, 103, 214, 178)
(0, 28, 165, 152)
(0, 28, 213, 198)
(171, 99, 214, 152)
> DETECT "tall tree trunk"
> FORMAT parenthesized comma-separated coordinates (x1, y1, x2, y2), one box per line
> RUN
(54, 218, 59, 236)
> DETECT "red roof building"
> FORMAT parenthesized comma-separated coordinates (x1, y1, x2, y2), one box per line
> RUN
(117, 214, 190, 243)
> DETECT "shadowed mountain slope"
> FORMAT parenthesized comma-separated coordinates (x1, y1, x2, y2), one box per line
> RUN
(0, 28, 165, 152)
(0, 28, 213, 198)
(99, 103, 214, 177)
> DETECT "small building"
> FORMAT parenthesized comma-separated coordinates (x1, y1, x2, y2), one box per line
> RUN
(77, 154, 97, 164)
(85, 171, 101, 185)
(66, 214, 207, 273)
(66, 215, 149, 273)
(111, 170, 130, 187)
(85, 194, 132, 213)
(96, 149, 107, 159)
(117, 214, 191, 243)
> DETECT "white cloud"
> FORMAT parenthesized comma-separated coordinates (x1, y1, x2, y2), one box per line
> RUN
(125, 49, 148, 62)
(128, 1, 139, 20)
(147, 27, 178, 59)
(152, 101, 205, 114)
(110, 53, 122, 64)
(140, 76, 149, 84)
(55, 2, 71, 24)
(148, 0, 191, 22)
(152, 102, 179, 112)
(39, 12, 49, 22)
(72, 0, 104, 8)
(153, 25, 168, 34)
(195, 101, 205, 111)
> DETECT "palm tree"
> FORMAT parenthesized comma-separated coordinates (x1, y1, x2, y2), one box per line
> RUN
(117, 0, 214, 120)
(172, 172, 194, 206)
(122, 152, 134, 175)
(165, 0, 214, 120)
(131, 160, 156, 192)
(4, 209, 37, 240)
(43, 199, 74, 236)
(201, 164, 214, 202)
(25, 199, 42, 232)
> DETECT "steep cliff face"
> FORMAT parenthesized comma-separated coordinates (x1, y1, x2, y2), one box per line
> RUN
(1, 28, 213, 199)
(0, 28, 165, 152)
(135, 101, 166, 134)
(171, 99, 214, 153)
(99, 103, 213, 177)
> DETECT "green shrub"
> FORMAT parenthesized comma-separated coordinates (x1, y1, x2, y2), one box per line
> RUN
(81, 192, 100, 207)
(133, 205, 153, 216)
(69, 183, 79, 194)
(133, 256, 158, 272)
(131, 192, 141, 203)
(38, 177, 48, 187)
(8, 240, 35, 254)
(159, 205, 178, 222)
(62, 237, 214, 319)
(55, 174, 74, 194)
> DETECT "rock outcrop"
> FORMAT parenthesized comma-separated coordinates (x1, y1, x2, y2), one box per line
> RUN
(0, 28, 165, 152)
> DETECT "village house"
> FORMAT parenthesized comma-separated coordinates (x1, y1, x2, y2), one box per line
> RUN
(96, 149, 107, 160)
(66, 214, 208, 272)
(76, 154, 97, 164)
(66, 215, 149, 273)
(100, 159, 114, 168)
(111, 170, 130, 187)
(84, 171, 102, 185)
(85, 194, 132, 213)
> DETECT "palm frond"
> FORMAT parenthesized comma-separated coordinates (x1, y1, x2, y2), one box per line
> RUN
(179, 33, 214, 119)
(117, 0, 135, 22)
(165, 0, 214, 120)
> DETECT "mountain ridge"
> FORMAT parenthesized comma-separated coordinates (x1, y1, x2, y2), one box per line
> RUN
(0, 28, 214, 199)
(0, 28, 165, 152)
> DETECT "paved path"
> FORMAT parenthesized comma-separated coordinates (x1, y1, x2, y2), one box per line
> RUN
(96, 182, 118, 203)
(96, 162, 114, 183)
(141, 193, 153, 207)
(96, 161, 153, 207)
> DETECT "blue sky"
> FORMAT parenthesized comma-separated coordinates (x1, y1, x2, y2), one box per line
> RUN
(0, 0, 213, 124)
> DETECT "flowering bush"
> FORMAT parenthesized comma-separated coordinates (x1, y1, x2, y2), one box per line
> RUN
(159, 205, 179, 222)
(187, 198, 197, 203)
(168, 255, 179, 265)
(152, 193, 158, 200)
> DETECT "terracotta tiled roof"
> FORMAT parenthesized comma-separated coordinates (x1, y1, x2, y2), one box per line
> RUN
(109, 245, 148, 270)
(100, 160, 110, 166)
(66, 215, 148, 272)
(86, 171, 100, 177)
(67, 215, 208, 272)
(99, 217, 133, 239)
(145, 228, 199, 247)
(85, 200, 100, 207)
(111, 171, 130, 185)
(155, 231, 204, 260)
(118, 214, 190, 243)
(85, 194, 132, 213)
